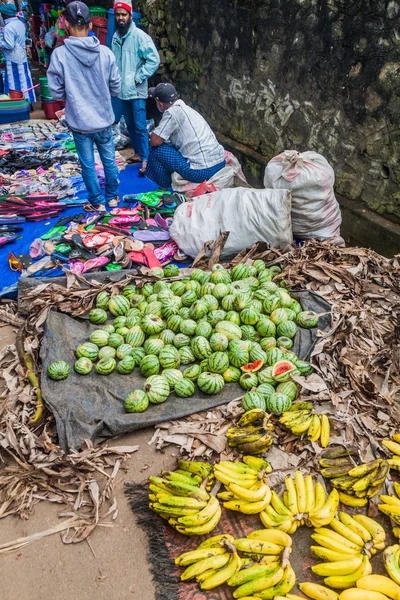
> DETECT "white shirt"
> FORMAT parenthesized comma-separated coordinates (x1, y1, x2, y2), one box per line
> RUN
(154, 100, 225, 170)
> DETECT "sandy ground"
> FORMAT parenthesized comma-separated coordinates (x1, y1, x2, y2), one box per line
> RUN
(0, 324, 176, 600)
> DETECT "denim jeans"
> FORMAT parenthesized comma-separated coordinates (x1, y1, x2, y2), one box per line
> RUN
(120, 98, 149, 161)
(72, 127, 119, 206)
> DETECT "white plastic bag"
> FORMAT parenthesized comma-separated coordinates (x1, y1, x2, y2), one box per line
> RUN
(170, 188, 292, 258)
(263, 150, 343, 244)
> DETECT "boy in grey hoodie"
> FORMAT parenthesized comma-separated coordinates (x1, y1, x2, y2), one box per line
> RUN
(48, 1, 121, 211)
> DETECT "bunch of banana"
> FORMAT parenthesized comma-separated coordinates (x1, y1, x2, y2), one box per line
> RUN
(378, 482, 400, 540)
(175, 534, 242, 590)
(299, 582, 340, 599)
(384, 545, 400, 587)
(227, 409, 274, 455)
(260, 471, 339, 534)
(279, 402, 330, 447)
(310, 514, 386, 589)
(148, 461, 221, 536)
(227, 531, 295, 599)
(319, 447, 389, 506)
(215, 456, 273, 514)
(337, 574, 400, 600)
(382, 435, 400, 472)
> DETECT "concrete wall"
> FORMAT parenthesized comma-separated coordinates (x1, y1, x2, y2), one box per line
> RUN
(138, 0, 400, 221)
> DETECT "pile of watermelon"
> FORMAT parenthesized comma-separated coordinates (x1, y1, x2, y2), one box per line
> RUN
(46, 262, 319, 416)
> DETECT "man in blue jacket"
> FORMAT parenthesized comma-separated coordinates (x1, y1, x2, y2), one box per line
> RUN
(48, 1, 121, 212)
(112, 0, 160, 176)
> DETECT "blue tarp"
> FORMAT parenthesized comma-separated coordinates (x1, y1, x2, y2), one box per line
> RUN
(0, 164, 158, 297)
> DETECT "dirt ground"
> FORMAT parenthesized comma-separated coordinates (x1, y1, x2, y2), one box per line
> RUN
(0, 324, 176, 600)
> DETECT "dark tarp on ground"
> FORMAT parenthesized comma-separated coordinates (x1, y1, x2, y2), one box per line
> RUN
(38, 288, 332, 452)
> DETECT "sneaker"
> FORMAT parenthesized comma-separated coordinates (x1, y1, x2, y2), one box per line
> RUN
(84, 203, 106, 212)
(108, 196, 120, 208)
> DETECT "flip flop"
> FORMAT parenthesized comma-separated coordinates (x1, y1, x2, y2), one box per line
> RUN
(81, 256, 109, 274)
(41, 225, 67, 240)
(82, 232, 114, 248)
(30, 238, 45, 259)
(71, 234, 96, 259)
(133, 229, 170, 242)
(154, 240, 180, 263)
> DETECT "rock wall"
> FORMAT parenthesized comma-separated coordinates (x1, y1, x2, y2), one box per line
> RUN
(137, 0, 400, 219)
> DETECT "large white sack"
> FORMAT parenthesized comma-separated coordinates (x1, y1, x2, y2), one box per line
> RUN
(170, 187, 292, 258)
(263, 150, 343, 243)
(171, 166, 235, 194)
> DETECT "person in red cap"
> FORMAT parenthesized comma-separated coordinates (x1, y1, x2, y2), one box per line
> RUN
(112, 0, 159, 176)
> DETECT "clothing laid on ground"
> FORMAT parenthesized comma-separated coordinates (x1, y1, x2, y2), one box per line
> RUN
(121, 97, 148, 161)
(48, 36, 121, 133)
(0, 17, 34, 103)
(147, 100, 226, 187)
(146, 144, 226, 190)
(153, 100, 225, 170)
(112, 22, 159, 161)
(48, 36, 121, 207)
(72, 127, 119, 207)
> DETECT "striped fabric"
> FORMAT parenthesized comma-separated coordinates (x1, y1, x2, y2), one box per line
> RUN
(4, 60, 35, 103)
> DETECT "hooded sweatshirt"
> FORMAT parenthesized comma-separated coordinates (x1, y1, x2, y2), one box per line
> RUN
(48, 36, 121, 133)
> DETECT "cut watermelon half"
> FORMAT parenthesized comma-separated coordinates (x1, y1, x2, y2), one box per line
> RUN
(241, 359, 264, 373)
(272, 360, 296, 382)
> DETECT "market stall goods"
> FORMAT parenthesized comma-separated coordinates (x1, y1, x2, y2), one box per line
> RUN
(279, 403, 331, 447)
(225, 409, 274, 455)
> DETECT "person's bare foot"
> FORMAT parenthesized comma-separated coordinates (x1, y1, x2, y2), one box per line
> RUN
(139, 161, 147, 176)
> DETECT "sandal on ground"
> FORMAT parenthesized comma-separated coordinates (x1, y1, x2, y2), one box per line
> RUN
(84, 203, 106, 212)
(108, 196, 120, 208)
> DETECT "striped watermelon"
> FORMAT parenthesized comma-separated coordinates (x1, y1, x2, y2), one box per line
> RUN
(277, 321, 298, 338)
(240, 325, 258, 342)
(179, 309, 191, 321)
(89, 308, 108, 325)
(266, 392, 292, 415)
(225, 311, 241, 326)
(117, 356, 135, 374)
(252, 259, 266, 272)
(190, 268, 208, 283)
(140, 355, 160, 377)
(207, 352, 229, 374)
(263, 294, 282, 314)
(99, 346, 116, 360)
(291, 300, 302, 315)
(228, 340, 250, 368)
(200, 282, 216, 296)
(161, 298, 181, 319)
(256, 317, 276, 338)
(249, 343, 267, 363)
(270, 308, 289, 325)
(115, 327, 129, 338)
(276, 381, 298, 401)
(161, 368, 183, 388)
(257, 366, 275, 385)
(209, 333, 229, 352)
(76, 342, 99, 361)
(242, 391, 266, 411)
(145, 301, 163, 316)
(197, 372, 225, 395)
(124, 390, 149, 413)
(179, 346, 196, 365)
(278, 290, 293, 308)
(181, 290, 198, 307)
(240, 307, 260, 326)
(122, 284, 138, 299)
(141, 283, 154, 297)
(74, 357, 93, 375)
(260, 337, 277, 351)
(144, 375, 170, 404)
(191, 336, 212, 360)
(189, 300, 209, 320)
(113, 316, 127, 329)
(277, 336, 293, 350)
(116, 344, 134, 360)
(125, 326, 145, 348)
(170, 281, 186, 296)
(159, 345, 181, 369)
(295, 360, 313, 376)
(96, 291, 110, 310)
(212, 283, 230, 300)
(131, 347, 145, 364)
(144, 338, 164, 356)
(239, 373, 258, 390)
(163, 264, 180, 277)
(159, 329, 175, 345)
(207, 310, 226, 327)
(234, 293, 252, 312)
(201, 294, 219, 311)
(215, 321, 242, 340)
(89, 330, 109, 348)
(180, 319, 197, 336)
(142, 314, 166, 335)
(221, 294, 236, 311)
(47, 360, 70, 380)
(108, 333, 124, 348)
(265, 348, 286, 365)
(183, 364, 202, 381)
(157, 287, 174, 300)
(222, 366, 241, 382)
(195, 321, 213, 339)
(95, 357, 116, 375)
(108, 295, 130, 316)
(296, 310, 319, 328)
(210, 270, 231, 284)
(101, 324, 115, 335)
(231, 264, 251, 281)
(258, 269, 272, 284)
(174, 378, 195, 398)
(167, 314, 183, 333)
(272, 360, 296, 382)
(256, 383, 276, 400)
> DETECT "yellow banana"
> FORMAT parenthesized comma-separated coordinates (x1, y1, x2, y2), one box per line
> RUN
(329, 517, 365, 547)
(150, 503, 199, 517)
(351, 468, 380, 492)
(177, 495, 220, 526)
(271, 490, 293, 518)
(233, 538, 283, 555)
(156, 494, 206, 509)
(227, 561, 280, 587)
(238, 408, 267, 427)
(311, 534, 361, 556)
(348, 459, 382, 479)
(258, 564, 296, 599)
(180, 552, 230, 580)
(295, 471, 307, 513)
(285, 595, 309, 600)
(338, 491, 368, 507)
(175, 546, 227, 566)
(149, 477, 210, 501)
(353, 514, 386, 545)
(314, 527, 362, 552)
(380, 495, 400, 507)
(340, 589, 392, 600)
(299, 581, 339, 600)
(393, 528, 400, 540)
(217, 491, 235, 501)
(195, 568, 216, 583)
(201, 551, 241, 590)
(393, 434, 400, 444)
(280, 409, 311, 426)
(308, 489, 340, 527)
(308, 414, 322, 442)
(285, 475, 299, 515)
(177, 459, 212, 478)
(314, 482, 327, 511)
(338, 512, 372, 543)
(263, 506, 289, 525)
(312, 555, 363, 576)
(383, 545, 400, 586)
(176, 504, 222, 536)
(305, 474, 316, 514)
(217, 460, 261, 475)
(227, 480, 271, 503)
(291, 416, 314, 435)
(248, 529, 292, 547)
(243, 455, 272, 472)
(214, 470, 259, 489)
(323, 555, 372, 589)
(233, 566, 284, 598)
(149, 483, 170, 495)
(383, 440, 400, 456)
(214, 465, 259, 480)
(224, 494, 272, 515)
(198, 533, 235, 549)
(320, 414, 330, 448)
(394, 482, 400, 498)
(164, 471, 203, 485)
(260, 511, 293, 531)
(287, 401, 313, 411)
(356, 574, 400, 599)
(311, 545, 361, 563)
(173, 469, 202, 484)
